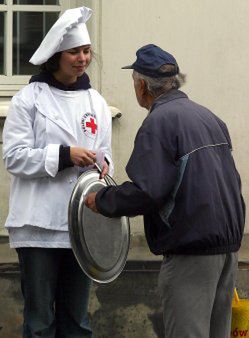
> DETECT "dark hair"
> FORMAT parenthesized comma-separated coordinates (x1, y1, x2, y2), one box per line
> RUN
(40, 52, 62, 73)
(39, 48, 94, 74)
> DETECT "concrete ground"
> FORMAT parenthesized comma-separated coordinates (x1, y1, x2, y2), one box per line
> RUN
(0, 234, 248, 338)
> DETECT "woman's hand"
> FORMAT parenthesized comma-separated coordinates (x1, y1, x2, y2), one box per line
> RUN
(100, 161, 109, 179)
(70, 147, 96, 167)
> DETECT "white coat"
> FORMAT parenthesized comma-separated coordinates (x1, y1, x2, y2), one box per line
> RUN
(3, 82, 113, 231)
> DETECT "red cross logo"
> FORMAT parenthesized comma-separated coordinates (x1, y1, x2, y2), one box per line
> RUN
(86, 118, 97, 134)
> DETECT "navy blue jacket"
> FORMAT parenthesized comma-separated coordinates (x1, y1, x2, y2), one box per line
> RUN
(96, 90, 245, 255)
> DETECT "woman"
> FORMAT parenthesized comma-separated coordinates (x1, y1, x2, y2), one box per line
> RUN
(3, 6, 113, 338)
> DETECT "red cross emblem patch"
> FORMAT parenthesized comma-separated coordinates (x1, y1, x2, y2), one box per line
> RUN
(81, 112, 98, 139)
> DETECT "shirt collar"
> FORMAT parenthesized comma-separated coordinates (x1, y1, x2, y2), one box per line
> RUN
(150, 89, 188, 113)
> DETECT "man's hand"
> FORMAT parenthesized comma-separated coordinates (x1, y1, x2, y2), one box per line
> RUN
(70, 147, 96, 167)
(85, 192, 99, 213)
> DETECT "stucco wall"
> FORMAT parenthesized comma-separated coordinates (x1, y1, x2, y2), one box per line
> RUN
(85, 0, 249, 233)
(0, 120, 10, 236)
(0, 0, 248, 235)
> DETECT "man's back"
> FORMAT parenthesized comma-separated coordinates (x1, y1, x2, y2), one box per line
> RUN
(126, 89, 245, 255)
(88, 44, 246, 338)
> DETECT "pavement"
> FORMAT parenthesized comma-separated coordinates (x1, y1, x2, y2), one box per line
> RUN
(0, 233, 248, 338)
(0, 233, 249, 265)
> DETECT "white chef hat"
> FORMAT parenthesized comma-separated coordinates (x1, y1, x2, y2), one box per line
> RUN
(29, 6, 92, 65)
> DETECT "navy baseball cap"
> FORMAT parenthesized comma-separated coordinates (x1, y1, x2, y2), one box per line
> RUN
(122, 44, 179, 78)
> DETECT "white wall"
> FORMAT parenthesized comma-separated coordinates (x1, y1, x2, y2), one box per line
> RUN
(1, 0, 248, 235)
(85, 0, 249, 234)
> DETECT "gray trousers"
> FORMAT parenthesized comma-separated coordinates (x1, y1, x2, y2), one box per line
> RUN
(158, 253, 238, 338)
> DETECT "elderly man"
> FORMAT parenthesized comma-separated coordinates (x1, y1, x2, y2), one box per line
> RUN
(85, 44, 245, 338)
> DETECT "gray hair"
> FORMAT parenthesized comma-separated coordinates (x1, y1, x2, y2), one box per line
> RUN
(133, 64, 186, 97)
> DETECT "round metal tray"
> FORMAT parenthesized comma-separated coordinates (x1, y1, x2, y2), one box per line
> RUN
(68, 169, 130, 283)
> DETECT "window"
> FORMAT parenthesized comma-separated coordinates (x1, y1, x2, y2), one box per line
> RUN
(0, 0, 70, 95)
(0, 12, 4, 75)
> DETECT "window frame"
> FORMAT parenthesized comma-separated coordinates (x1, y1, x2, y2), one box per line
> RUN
(0, 0, 70, 96)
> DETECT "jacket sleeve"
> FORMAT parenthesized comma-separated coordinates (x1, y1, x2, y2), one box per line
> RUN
(3, 90, 61, 179)
(58, 146, 74, 171)
(215, 116, 233, 150)
(215, 117, 246, 219)
(126, 130, 178, 206)
(96, 181, 157, 217)
(96, 128, 178, 217)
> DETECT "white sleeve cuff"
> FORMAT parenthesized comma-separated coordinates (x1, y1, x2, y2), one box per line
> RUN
(45, 144, 60, 177)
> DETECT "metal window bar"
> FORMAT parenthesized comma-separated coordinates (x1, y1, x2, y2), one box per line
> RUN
(5, 0, 13, 76)
(16, 0, 20, 75)
(0, 0, 70, 84)
(43, 0, 46, 41)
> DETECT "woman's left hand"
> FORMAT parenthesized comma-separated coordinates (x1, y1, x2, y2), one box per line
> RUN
(99, 161, 109, 179)
(85, 192, 99, 213)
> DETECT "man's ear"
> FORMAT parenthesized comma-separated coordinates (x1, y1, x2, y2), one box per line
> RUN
(140, 79, 147, 95)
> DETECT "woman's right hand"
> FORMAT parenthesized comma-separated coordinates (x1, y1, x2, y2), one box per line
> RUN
(70, 147, 96, 167)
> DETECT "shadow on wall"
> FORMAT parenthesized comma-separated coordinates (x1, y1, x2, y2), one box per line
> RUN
(90, 271, 164, 338)
(0, 266, 164, 338)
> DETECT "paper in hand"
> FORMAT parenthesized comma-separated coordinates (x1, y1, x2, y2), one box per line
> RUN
(78, 150, 105, 176)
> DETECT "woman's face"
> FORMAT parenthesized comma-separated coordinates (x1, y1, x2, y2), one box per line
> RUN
(55, 45, 92, 84)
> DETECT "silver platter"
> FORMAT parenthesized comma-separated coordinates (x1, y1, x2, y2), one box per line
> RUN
(68, 169, 130, 283)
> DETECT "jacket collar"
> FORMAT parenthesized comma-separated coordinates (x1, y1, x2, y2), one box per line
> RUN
(35, 83, 79, 142)
(150, 89, 188, 114)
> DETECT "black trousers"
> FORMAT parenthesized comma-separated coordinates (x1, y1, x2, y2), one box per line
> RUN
(17, 247, 92, 338)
